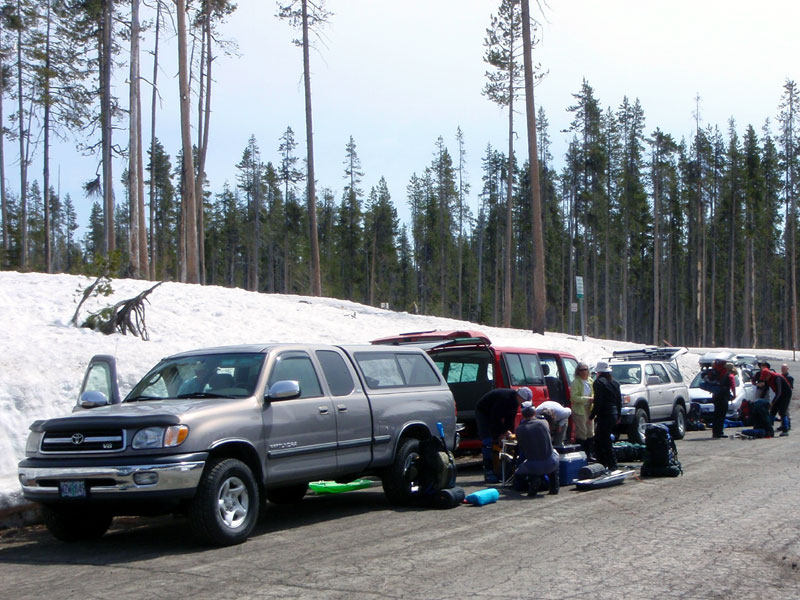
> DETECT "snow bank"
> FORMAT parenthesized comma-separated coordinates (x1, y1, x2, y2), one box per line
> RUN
(1, 271, 794, 506)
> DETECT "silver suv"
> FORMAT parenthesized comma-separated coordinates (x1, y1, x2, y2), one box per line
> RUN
(606, 347, 690, 445)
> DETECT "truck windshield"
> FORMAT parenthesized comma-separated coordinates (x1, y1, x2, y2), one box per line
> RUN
(126, 353, 265, 401)
(611, 364, 642, 385)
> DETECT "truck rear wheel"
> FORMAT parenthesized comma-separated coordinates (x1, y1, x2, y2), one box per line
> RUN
(189, 457, 259, 546)
(671, 404, 686, 439)
(41, 505, 112, 542)
(382, 438, 420, 506)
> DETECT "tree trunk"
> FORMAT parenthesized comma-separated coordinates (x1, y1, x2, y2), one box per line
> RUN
(301, 0, 322, 296)
(0, 27, 6, 260)
(653, 148, 661, 345)
(148, 1, 161, 280)
(102, 0, 114, 255)
(128, 0, 141, 277)
(503, 8, 514, 328)
(43, 0, 52, 272)
(521, 0, 546, 334)
(195, 5, 213, 285)
(16, 8, 27, 268)
(177, 0, 199, 283)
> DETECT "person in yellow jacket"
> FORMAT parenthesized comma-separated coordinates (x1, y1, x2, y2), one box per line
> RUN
(570, 362, 595, 460)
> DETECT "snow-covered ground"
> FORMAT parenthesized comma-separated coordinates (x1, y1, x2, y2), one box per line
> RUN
(1, 271, 795, 508)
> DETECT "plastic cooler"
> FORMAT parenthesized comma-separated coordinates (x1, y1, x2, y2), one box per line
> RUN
(559, 451, 588, 485)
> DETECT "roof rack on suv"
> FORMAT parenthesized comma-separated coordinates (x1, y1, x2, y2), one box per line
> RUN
(611, 346, 687, 362)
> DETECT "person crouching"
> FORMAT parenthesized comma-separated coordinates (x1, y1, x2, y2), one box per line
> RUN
(515, 402, 560, 497)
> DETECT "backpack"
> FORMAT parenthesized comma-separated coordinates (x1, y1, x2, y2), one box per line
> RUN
(640, 423, 682, 477)
(417, 436, 456, 493)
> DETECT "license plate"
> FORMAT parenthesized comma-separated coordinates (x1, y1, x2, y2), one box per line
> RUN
(59, 481, 87, 498)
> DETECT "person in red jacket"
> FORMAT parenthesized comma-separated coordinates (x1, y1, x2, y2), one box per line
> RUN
(765, 369, 792, 436)
(711, 359, 735, 438)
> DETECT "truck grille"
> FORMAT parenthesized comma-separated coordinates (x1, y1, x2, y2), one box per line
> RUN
(41, 429, 126, 453)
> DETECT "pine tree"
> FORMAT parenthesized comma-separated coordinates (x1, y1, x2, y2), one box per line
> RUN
(277, 0, 331, 297)
(483, 0, 522, 326)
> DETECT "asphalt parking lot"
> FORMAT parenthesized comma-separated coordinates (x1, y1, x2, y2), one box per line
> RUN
(1, 399, 799, 599)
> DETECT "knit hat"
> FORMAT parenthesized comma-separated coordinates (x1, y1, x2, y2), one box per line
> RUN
(521, 401, 535, 418)
(516, 387, 533, 403)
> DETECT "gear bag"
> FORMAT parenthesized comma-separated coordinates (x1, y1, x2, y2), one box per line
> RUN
(417, 436, 456, 493)
(640, 423, 682, 477)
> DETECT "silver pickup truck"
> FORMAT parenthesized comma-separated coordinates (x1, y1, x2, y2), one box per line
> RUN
(18, 343, 457, 546)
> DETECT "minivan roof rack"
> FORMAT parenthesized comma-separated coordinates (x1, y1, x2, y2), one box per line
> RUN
(611, 347, 687, 362)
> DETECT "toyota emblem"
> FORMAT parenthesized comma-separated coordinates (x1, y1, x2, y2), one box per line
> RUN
(71, 433, 85, 445)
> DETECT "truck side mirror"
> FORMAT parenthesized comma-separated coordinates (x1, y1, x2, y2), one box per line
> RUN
(266, 380, 301, 402)
(80, 390, 109, 409)
(646, 375, 660, 386)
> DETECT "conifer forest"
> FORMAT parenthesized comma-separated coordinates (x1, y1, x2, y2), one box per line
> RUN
(0, 1, 798, 351)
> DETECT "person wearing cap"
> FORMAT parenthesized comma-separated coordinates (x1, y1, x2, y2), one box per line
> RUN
(514, 401, 560, 496)
(534, 400, 572, 446)
(590, 361, 622, 471)
(475, 386, 533, 483)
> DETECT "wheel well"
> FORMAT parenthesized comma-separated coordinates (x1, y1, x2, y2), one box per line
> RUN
(207, 441, 264, 489)
(399, 423, 432, 441)
(635, 401, 650, 417)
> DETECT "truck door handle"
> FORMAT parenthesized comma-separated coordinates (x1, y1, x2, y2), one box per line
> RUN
(318, 406, 329, 414)
(337, 404, 348, 412)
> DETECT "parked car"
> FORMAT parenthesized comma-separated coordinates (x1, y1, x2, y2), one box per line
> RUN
(604, 347, 690, 444)
(18, 344, 457, 545)
(689, 351, 756, 422)
(371, 330, 579, 451)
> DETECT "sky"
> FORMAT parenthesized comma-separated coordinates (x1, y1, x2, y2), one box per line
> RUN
(32, 1, 800, 235)
(5, 269, 797, 506)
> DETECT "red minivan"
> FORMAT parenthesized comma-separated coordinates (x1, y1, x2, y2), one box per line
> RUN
(371, 330, 579, 451)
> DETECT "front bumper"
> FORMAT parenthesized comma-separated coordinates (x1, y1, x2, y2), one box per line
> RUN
(18, 452, 208, 502)
(690, 401, 740, 421)
(618, 406, 635, 424)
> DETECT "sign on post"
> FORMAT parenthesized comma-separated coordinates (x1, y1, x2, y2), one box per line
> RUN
(576, 276, 585, 341)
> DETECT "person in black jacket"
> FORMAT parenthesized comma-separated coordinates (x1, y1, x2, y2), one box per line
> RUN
(590, 361, 622, 471)
(780, 364, 793, 432)
(475, 386, 533, 483)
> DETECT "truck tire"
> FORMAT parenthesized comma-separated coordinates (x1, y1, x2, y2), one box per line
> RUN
(266, 483, 307, 504)
(41, 505, 112, 542)
(671, 404, 687, 439)
(189, 457, 259, 546)
(628, 407, 648, 445)
(382, 438, 420, 506)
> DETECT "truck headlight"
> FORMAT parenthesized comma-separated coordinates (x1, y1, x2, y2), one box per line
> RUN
(622, 394, 632, 404)
(25, 432, 42, 454)
(132, 425, 189, 449)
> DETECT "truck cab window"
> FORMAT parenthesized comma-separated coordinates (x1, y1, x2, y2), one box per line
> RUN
(269, 354, 323, 398)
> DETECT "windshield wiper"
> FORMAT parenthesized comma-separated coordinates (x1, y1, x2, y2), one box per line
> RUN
(126, 395, 165, 402)
(175, 392, 234, 399)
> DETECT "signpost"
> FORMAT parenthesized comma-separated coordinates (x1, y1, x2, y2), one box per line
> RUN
(576, 276, 585, 341)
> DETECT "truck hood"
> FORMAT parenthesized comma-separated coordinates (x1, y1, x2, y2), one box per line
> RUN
(618, 383, 646, 396)
(30, 398, 243, 432)
(689, 388, 712, 402)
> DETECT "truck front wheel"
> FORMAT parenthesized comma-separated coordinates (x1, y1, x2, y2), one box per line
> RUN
(628, 408, 648, 445)
(382, 438, 420, 506)
(41, 505, 112, 542)
(189, 457, 259, 546)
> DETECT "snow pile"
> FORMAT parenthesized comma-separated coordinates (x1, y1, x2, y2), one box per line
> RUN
(1, 271, 793, 507)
